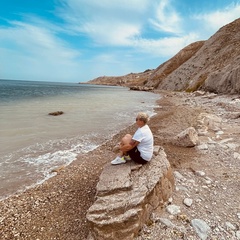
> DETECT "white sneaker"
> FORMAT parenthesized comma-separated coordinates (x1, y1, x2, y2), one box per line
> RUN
(124, 155, 131, 161)
(111, 156, 126, 165)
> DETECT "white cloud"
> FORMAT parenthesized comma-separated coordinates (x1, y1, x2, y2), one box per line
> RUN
(0, 21, 81, 81)
(132, 32, 199, 57)
(82, 22, 141, 46)
(193, 3, 240, 32)
(149, 0, 182, 34)
(56, 0, 152, 45)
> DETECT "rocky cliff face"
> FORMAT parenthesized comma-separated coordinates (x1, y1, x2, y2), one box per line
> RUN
(86, 18, 240, 94)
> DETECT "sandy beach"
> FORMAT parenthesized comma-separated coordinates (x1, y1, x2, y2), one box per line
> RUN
(0, 90, 240, 239)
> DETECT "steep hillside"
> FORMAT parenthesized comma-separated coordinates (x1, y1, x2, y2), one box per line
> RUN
(86, 18, 240, 94)
(145, 41, 205, 88)
(153, 17, 240, 93)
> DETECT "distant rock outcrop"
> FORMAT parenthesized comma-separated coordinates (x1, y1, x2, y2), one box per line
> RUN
(86, 70, 154, 87)
(48, 111, 64, 116)
(85, 18, 240, 94)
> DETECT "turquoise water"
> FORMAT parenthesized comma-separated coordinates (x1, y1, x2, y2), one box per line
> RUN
(0, 79, 159, 200)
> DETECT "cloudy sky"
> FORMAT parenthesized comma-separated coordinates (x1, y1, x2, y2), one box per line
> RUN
(0, 0, 239, 83)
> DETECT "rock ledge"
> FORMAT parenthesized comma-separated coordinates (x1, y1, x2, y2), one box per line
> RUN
(86, 146, 175, 240)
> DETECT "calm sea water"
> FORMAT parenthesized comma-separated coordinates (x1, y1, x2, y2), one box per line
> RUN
(0, 79, 159, 200)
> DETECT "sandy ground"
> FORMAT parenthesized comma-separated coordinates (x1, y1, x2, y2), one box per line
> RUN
(0, 90, 240, 240)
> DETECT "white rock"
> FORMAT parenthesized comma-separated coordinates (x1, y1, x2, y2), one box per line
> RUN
(175, 185, 189, 192)
(234, 152, 240, 160)
(166, 204, 181, 215)
(174, 171, 185, 180)
(191, 219, 211, 240)
(195, 171, 206, 177)
(159, 218, 175, 228)
(183, 198, 193, 207)
(236, 230, 240, 239)
(197, 144, 208, 150)
(225, 221, 236, 230)
(205, 180, 212, 185)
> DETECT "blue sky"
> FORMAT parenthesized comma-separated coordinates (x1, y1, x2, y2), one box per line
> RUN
(0, 0, 239, 83)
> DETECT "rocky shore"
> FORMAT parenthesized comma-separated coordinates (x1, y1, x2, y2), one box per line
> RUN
(0, 90, 240, 239)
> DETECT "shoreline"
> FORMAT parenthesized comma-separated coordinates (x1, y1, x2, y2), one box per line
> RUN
(1, 90, 239, 239)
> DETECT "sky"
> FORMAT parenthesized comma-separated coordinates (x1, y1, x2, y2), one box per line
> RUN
(0, 0, 239, 83)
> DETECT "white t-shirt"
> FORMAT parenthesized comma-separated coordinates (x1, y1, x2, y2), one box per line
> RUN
(132, 124, 153, 161)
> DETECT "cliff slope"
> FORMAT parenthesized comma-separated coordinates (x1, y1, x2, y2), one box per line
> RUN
(86, 18, 240, 94)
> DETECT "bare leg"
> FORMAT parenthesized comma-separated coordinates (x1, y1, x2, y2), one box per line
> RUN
(111, 134, 132, 165)
(112, 134, 132, 156)
(119, 134, 132, 156)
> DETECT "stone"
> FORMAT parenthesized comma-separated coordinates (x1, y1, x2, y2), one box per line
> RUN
(195, 171, 205, 177)
(86, 146, 174, 240)
(173, 127, 198, 147)
(197, 144, 208, 150)
(166, 204, 181, 215)
(48, 111, 64, 116)
(191, 219, 211, 240)
(173, 171, 185, 180)
(234, 152, 240, 160)
(159, 218, 175, 228)
(236, 231, 240, 239)
(183, 198, 193, 207)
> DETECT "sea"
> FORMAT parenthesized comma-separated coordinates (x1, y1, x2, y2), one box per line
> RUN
(0, 79, 159, 200)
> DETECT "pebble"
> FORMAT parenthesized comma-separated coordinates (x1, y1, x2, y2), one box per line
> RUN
(191, 219, 211, 240)
(216, 130, 224, 135)
(166, 204, 181, 215)
(183, 198, 193, 207)
(195, 170, 206, 177)
(205, 180, 212, 185)
(175, 185, 188, 192)
(174, 171, 185, 180)
(197, 144, 208, 150)
(159, 218, 175, 228)
(234, 152, 240, 159)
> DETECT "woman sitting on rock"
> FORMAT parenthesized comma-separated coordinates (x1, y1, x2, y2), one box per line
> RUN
(111, 112, 154, 165)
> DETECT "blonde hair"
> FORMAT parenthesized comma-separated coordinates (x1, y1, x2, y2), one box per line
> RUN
(136, 112, 149, 124)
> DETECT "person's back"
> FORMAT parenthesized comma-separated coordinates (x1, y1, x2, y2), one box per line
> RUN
(133, 124, 153, 161)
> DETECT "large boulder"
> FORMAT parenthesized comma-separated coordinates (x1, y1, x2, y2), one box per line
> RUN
(86, 146, 174, 240)
(172, 127, 199, 147)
